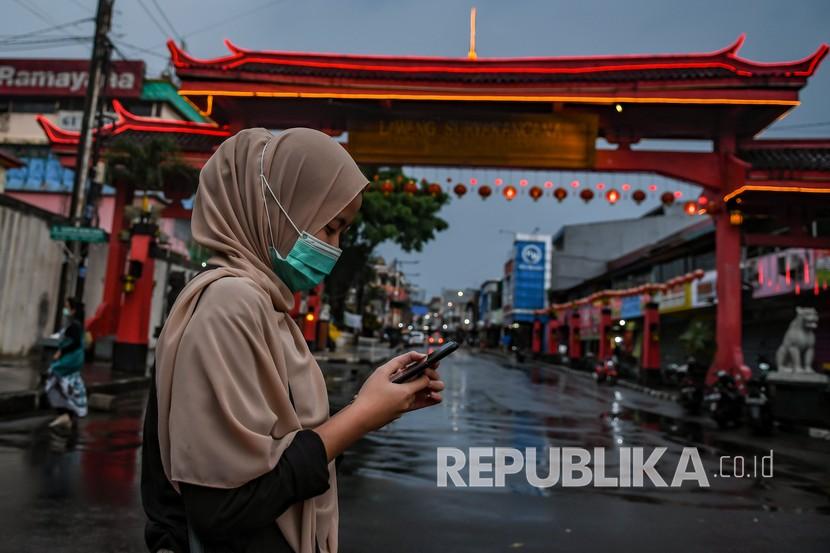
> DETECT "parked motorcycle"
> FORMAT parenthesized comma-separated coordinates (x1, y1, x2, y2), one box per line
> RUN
(745, 362, 774, 434)
(594, 357, 619, 384)
(511, 345, 526, 364)
(705, 370, 744, 429)
(677, 357, 707, 415)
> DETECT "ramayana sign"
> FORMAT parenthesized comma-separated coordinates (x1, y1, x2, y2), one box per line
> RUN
(0, 59, 144, 98)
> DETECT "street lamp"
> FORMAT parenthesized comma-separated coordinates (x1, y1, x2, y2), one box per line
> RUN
(457, 290, 463, 297)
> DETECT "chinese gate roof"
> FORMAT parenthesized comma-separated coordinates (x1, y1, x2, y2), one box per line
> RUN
(170, 35, 826, 100)
(738, 139, 830, 171)
(169, 35, 828, 142)
(37, 99, 230, 168)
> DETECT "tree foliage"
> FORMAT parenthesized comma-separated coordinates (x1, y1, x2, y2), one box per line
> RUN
(105, 136, 199, 198)
(326, 167, 450, 323)
(679, 318, 715, 364)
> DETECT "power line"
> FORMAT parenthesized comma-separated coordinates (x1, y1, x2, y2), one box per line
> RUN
(112, 38, 169, 60)
(147, 0, 282, 51)
(137, 0, 170, 41)
(11, 0, 58, 27)
(0, 17, 93, 40)
(150, 0, 184, 44)
(0, 37, 92, 52)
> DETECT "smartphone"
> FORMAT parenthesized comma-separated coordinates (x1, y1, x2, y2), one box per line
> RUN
(391, 340, 459, 384)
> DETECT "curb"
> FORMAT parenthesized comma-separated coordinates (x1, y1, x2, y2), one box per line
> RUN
(616, 379, 679, 402)
(0, 376, 150, 417)
(475, 348, 679, 402)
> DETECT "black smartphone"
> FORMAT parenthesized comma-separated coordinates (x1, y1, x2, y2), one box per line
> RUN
(391, 340, 459, 384)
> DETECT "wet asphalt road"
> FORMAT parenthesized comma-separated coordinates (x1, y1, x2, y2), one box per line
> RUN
(0, 348, 828, 552)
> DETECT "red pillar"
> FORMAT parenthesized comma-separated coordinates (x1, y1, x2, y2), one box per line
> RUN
(598, 307, 612, 361)
(86, 184, 131, 339)
(568, 311, 582, 360)
(113, 232, 155, 373)
(641, 301, 660, 371)
(545, 318, 559, 355)
(707, 152, 749, 386)
(531, 319, 543, 354)
(302, 284, 324, 345)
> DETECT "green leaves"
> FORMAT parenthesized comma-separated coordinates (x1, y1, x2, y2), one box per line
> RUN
(105, 136, 198, 198)
(326, 167, 450, 324)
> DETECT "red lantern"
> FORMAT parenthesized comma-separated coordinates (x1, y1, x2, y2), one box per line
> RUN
(428, 183, 443, 197)
(697, 194, 709, 206)
(673, 190, 683, 199)
(478, 185, 492, 199)
(683, 200, 697, 215)
(648, 184, 658, 192)
(632, 189, 646, 204)
(503, 185, 517, 201)
(621, 183, 631, 191)
(579, 189, 594, 203)
(606, 189, 620, 204)
(494, 178, 503, 186)
(381, 180, 394, 196)
(403, 180, 418, 195)
(519, 178, 529, 187)
(570, 180, 580, 188)
(660, 191, 675, 205)
(544, 180, 554, 189)
(373, 174, 380, 181)
(596, 182, 606, 190)
(396, 174, 404, 184)
(529, 186, 543, 201)
(453, 183, 467, 198)
(470, 177, 478, 186)
(553, 187, 568, 202)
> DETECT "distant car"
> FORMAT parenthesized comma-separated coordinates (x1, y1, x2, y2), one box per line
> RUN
(428, 332, 445, 346)
(407, 331, 425, 346)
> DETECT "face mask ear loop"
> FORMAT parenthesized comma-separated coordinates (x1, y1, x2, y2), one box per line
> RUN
(260, 137, 303, 238)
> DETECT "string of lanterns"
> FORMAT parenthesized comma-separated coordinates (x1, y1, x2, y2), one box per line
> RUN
(369, 171, 706, 216)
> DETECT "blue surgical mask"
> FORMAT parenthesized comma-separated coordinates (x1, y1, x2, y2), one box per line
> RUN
(260, 139, 342, 292)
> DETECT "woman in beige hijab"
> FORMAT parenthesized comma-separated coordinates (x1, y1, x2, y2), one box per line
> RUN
(141, 128, 444, 553)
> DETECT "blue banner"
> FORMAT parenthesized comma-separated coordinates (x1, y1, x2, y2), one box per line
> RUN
(620, 295, 642, 319)
(513, 240, 546, 319)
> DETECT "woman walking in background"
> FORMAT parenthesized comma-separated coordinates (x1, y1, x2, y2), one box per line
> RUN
(45, 297, 88, 430)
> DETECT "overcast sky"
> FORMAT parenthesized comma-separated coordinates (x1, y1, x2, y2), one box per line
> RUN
(3, 0, 828, 297)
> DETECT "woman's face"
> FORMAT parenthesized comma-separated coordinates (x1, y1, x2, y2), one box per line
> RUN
(314, 192, 363, 249)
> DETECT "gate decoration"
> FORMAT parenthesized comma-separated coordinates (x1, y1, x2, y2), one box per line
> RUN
(38, 34, 830, 384)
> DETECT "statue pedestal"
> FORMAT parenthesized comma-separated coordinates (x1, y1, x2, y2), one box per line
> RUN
(767, 371, 829, 385)
(766, 371, 830, 429)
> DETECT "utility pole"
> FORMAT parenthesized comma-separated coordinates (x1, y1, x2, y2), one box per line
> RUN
(54, 0, 115, 331)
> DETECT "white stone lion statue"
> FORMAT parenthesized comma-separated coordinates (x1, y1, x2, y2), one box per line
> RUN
(775, 307, 818, 373)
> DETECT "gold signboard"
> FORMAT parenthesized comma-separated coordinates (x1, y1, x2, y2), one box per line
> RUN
(347, 113, 597, 169)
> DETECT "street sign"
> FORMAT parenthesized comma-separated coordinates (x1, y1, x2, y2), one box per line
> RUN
(50, 225, 107, 243)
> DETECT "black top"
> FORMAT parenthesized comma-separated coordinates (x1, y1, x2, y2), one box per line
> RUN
(141, 377, 331, 553)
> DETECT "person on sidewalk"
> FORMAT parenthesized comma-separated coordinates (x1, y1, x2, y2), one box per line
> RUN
(44, 297, 88, 430)
(143, 128, 444, 553)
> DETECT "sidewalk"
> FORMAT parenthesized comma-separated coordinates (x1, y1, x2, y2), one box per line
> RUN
(0, 356, 150, 416)
(0, 339, 394, 417)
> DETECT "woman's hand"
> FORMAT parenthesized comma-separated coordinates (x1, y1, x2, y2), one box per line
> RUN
(351, 351, 445, 432)
(315, 351, 445, 462)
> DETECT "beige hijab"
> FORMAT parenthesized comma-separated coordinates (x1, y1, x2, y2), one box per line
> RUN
(155, 127, 367, 553)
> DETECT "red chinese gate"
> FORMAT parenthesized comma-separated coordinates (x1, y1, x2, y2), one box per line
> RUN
(41, 35, 830, 381)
